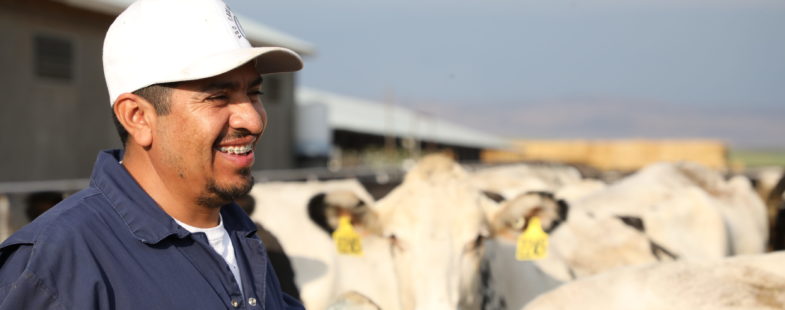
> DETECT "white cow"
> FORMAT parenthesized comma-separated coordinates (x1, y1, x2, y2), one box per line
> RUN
(524, 251, 785, 310)
(252, 158, 505, 310)
(328, 291, 383, 310)
(469, 163, 585, 200)
(480, 194, 679, 309)
(286, 155, 676, 310)
(748, 167, 784, 206)
(249, 179, 400, 310)
(569, 161, 768, 259)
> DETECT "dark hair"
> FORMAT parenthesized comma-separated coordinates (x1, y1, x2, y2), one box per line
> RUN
(112, 83, 177, 145)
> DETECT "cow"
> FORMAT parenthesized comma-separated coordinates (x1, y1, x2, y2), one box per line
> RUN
(747, 167, 784, 210)
(566, 161, 768, 259)
(328, 291, 383, 310)
(524, 251, 785, 310)
(282, 155, 676, 310)
(468, 163, 585, 200)
(303, 154, 506, 310)
(481, 192, 677, 309)
(248, 179, 400, 310)
(764, 173, 785, 250)
(253, 155, 756, 309)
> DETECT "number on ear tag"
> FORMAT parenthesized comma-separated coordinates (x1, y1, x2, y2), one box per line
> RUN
(516, 217, 549, 261)
(332, 215, 364, 256)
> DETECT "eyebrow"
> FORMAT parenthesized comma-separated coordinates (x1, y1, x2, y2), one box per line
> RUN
(199, 76, 263, 93)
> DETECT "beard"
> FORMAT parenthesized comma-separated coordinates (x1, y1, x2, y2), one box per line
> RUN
(196, 168, 254, 208)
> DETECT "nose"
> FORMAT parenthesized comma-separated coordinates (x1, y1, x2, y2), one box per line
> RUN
(229, 101, 266, 136)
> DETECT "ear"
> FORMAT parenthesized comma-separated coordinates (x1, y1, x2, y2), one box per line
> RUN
(113, 93, 156, 148)
(489, 191, 569, 240)
(307, 190, 381, 237)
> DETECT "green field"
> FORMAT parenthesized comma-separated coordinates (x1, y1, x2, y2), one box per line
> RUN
(730, 149, 785, 167)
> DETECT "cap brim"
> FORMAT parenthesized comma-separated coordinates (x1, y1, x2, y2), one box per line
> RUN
(251, 47, 304, 74)
(178, 47, 303, 82)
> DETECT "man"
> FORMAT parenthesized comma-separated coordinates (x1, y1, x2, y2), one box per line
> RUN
(0, 0, 305, 309)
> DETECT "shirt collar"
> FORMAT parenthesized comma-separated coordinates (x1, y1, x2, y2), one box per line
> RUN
(91, 149, 257, 244)
(221, 202, 259, 238)
(91, 149, 188, 244)
(174, 205, 258, 239)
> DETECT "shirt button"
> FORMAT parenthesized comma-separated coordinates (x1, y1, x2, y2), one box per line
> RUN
(231, 300, 240, 308)
(248, 297, 257, 306)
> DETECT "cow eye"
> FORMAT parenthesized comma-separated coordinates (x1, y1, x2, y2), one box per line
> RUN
(467, 235, 485, 252)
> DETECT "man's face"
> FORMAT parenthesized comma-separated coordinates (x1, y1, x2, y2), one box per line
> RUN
(150, 62, 266, 207)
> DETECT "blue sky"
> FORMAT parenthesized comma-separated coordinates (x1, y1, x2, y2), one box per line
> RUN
(231, 0, 785, 148)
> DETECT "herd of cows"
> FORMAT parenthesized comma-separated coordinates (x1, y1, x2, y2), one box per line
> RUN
(248, 154, 785, 310)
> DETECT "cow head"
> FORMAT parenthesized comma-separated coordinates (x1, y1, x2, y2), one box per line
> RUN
(309, 154, 568, 310)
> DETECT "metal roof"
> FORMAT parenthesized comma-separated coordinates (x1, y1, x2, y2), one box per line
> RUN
(297, 88, 512, 150)
(53, 0, 316, 55)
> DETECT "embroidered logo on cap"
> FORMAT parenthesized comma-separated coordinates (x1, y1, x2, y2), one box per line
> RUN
(224, 5, 246, 40)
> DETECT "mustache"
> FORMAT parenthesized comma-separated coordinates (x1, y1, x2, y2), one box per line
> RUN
(216, 128, 257, 144)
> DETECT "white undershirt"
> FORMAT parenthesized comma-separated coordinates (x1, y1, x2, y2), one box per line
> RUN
(174, 215, 244, 294)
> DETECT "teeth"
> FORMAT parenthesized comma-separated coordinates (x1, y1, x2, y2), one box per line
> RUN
(219, 144, 252, 155)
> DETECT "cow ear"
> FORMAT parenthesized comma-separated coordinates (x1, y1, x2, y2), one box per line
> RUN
(489, 191, 569, 239)
(307, 190, 381, 237)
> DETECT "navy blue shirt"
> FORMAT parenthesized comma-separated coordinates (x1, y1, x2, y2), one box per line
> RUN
(0, 150, 304, 310)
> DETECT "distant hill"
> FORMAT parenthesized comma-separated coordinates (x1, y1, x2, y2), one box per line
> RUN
(730, 149, 785, 167)
(402, 96, 785, 150)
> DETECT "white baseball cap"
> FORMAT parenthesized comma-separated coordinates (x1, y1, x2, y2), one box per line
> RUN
(103, 0, 303, 105)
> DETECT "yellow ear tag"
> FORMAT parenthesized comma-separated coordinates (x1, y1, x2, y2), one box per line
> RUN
(516, 217, 549, 261)
(332, 215, 364, 256)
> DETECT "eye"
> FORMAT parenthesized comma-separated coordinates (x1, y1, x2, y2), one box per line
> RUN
(247, 90, 264, 104)
(466, 234, 486, 252)
(206, 94, 229, 102)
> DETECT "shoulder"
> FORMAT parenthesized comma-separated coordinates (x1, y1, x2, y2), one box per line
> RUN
(0, 187, 121, 308)
(0, 186, 125, 273)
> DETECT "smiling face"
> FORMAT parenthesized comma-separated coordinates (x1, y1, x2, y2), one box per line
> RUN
(150, 62, 266, 208)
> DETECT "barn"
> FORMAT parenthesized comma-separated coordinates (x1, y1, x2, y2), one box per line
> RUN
(0, 0, 315, 185)
(295, 88, 511, 168)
